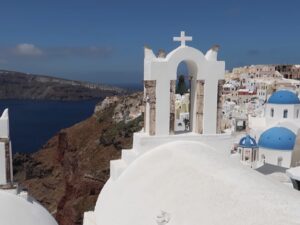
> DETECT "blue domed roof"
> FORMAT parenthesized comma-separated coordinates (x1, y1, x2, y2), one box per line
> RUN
(239, 135, 258, 148)
(267, 90, 300, 104)
(258, 127, 296, 150)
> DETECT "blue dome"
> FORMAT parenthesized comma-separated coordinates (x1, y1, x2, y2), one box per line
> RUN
(258, 127, 296, 150)
(267, 90, 300, 104)
(239, 135, 258, 148)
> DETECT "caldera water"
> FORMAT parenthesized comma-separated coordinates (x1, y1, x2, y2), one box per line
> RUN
(0, 99, 99, 153)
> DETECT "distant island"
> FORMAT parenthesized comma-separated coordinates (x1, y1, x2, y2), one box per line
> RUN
(0, 70, 126, 100)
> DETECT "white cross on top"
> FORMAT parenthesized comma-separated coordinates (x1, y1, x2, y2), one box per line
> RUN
(173, 31, 192, 46)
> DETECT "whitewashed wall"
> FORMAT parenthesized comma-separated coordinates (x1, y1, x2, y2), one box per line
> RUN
(0, 109, 9, 139)
(0, 142, 6, 185)
(266, 104, 300, 121)
(259, 148, 292, 168)
(144, 46, 224, 135)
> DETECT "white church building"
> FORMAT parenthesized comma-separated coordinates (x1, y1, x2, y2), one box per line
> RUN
(0, 109, 58, 225)
(83, 32, 300, 225)
(249, 89, 300, 168)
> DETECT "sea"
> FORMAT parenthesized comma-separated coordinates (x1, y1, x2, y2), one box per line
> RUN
(0, 99, 100, 154)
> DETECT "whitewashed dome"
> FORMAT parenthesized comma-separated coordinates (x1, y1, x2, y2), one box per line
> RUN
(0, 189, 58, 225)
(94, 141, 300, 225)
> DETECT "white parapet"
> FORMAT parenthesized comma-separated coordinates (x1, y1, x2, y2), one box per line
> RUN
(0, 109, 9, 139)
(0, 109, 11, 186)
(110, 132, 235, 180)
(83, 211, 97, 225)
(0, 142, 6, 185)
(121, 149, 139, 165)
(110, 159, 128, 180)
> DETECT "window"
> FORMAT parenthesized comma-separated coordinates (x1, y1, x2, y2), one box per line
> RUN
(297, 109, 299, 118)
(261, 154, 266, 164)
(270, 108, 274, 117)
(283, 109, 288, 118)
(253, 149, 257, 161)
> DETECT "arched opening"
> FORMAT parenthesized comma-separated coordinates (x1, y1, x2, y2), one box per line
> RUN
(270, 108, 274, 117)
(173, 60, 197, 134)
(244, 149, 250, 161)
(283, 109, 288, 118)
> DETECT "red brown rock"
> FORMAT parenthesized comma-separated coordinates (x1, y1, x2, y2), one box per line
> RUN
(13, 93, 144, 225)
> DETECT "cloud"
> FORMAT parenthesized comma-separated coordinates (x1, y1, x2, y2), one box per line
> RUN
(13, 43, 43, 56)
(0, 44, 113, 60)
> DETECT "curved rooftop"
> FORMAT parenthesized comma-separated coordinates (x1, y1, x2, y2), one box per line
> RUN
(258, 127, 296, 150)
(0, 190, 58, 225)
(239, 135, 258, 148)
(267, 90, 300, 104)
(94, 141, 300, 225)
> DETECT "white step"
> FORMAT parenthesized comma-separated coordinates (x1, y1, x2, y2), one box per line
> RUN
(121, 149, 138, 165)
(110, 159, 128, 180)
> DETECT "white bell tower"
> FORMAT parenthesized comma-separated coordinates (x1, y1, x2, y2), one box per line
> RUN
(0, 109, 13, 187)
(143, 31, 225, 136)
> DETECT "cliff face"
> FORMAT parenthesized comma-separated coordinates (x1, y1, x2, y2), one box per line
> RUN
(13, 92, 144, 225)
(0, 70, 126, 100)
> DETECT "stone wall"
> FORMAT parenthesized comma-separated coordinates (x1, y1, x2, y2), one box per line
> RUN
(144, 81, 156, 136)
(195, 80, 205, 134)
(217, 80, 225, 133)
(169, 80, 176, 134)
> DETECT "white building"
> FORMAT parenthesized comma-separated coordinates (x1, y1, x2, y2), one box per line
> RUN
(0, 109, 58, 225)
(258, 127, 296, 168)
(243, 77, 256, 92)
(83, 32, 300, 225)
(256, 79, 274, 102)
(175, 93, 190, 131)
(249, 89, 300, 168)
(265, 89, 300, 122)
(222, 100, 236, 117)
(232, 65, 277, 78)
(0, 109, 12, 186)
(222, 80, 239, 94)
(226, 65, 300, 105)
(237, 134, 259, 167)
(287, 166, 300, 190)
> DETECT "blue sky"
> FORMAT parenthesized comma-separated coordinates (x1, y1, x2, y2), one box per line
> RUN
(0, 0, 300, 85)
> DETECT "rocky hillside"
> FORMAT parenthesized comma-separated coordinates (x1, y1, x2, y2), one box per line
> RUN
(13, 92, 144, 225)
(0, 70, 126, 100)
